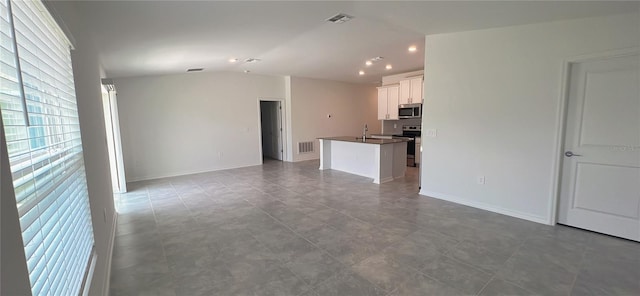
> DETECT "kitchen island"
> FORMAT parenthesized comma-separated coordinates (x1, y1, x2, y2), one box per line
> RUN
(318, 136, 408, 184)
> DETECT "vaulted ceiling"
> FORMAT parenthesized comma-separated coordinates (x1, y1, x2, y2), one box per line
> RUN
(53, 1, 638, 84)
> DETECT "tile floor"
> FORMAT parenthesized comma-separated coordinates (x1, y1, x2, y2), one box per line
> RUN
(111, 160, 640, 296)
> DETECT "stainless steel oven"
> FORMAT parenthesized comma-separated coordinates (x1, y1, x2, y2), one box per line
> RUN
(395, 125, 421, 167)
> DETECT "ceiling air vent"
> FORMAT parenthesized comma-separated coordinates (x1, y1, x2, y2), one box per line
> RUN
(244, 58, 261, 63)
(326, 13, 354, 24)
(187, 68, 204, 72)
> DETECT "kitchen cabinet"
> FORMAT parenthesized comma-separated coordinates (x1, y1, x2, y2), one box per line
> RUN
(377, 85, 399, 120)
(319, 137, 407, 184)
(399, 76, 423, 105)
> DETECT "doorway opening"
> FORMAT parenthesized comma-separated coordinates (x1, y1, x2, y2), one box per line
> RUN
(259, 100, 284, 162)
(101, 79, 127, 193)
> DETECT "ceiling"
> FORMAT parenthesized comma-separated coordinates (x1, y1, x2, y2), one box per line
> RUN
(55, 1, 638, 84)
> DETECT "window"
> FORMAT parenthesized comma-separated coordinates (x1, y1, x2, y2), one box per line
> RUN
(0, 0, 95, 295)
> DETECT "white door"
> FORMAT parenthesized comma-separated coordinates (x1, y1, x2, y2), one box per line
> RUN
(558, 53, 640, 241)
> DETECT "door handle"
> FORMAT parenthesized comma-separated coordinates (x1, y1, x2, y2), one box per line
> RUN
(564, 151, 582, 157)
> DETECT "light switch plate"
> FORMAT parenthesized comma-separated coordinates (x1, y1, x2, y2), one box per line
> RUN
(425, 129, 437, 137)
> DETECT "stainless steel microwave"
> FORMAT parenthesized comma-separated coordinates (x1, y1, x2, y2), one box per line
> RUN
(398, 103, 422, 119)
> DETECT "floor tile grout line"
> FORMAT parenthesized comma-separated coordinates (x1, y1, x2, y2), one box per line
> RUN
(157, 173, 252, 293)
(244, 176, 383, 233)
(212, 172, 333, 292)
(154, 181, 183, 291)
(240, 218, 320, 295)
(226, 167, 356, 295)
(246, 201, 351, 272)
(384, 238, 490, 296)
(254, 174, 435, 242)
(566, 238, 591, 296)
(474, 232, 533, 296)
(260, 185, 424, 258)
(418, 268, 472, 295)
(247, 198, 395, 294)
(435, 240, 500, 277)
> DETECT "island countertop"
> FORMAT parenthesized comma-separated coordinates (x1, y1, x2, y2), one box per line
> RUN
(318, 136, 409, 145)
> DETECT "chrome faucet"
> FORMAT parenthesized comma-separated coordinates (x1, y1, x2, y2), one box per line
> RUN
(362, 124, 368, 142)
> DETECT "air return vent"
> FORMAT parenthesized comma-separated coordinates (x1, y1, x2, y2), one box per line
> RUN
(326, 13, 354, 24)
(298, 141, 314, 154)
(187, 68, 204, 72)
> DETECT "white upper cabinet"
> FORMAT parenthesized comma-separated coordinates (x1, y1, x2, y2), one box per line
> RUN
(399, 76, 423, 105)
(377, 85, 400, 120)
(410, 77, 423, 103)
(377, 87, 388, 120)
(399, 79, 411, 105)
(387, 85, 399, 119)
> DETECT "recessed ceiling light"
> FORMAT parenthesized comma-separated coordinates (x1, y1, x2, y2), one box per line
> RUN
(365, 61, 372, 66)
(229, 58, 238, 63)
(408, 45, 417, 52)
(385, 64, 392, 70)
(187, 68, 204, 72)
(244, 70, 251, 73)
(358, 70, 365, 75)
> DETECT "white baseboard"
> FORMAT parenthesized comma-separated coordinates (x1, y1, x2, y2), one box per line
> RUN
(103, 211, 118, 295)
(393, 173, 406, 180)
(419, 190, 550, 225)
(377, 176, 394, 184)
(127, 162, 262, 182)
(293, 155, 320, 162)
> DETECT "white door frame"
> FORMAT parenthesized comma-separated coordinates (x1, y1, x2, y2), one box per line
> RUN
(101, 84, 127, 193)
(548, 47, 639, 225)
(257, 97, 288, 163)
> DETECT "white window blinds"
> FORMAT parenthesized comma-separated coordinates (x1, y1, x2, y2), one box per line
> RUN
(0, 0, 95, 295)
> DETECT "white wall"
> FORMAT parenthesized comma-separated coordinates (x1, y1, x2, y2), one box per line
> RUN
(114, 72, 285, 181)
(115, 74, 379, 175)
(289, 77, 380, 162)
(284, 76, 294, 162)
(420, 13, 640, 224)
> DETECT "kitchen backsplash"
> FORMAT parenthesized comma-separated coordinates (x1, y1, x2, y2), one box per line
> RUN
(381, 118, 422, 135)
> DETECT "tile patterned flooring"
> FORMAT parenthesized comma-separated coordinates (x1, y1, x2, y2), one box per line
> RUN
(111, 160, 640, 296)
